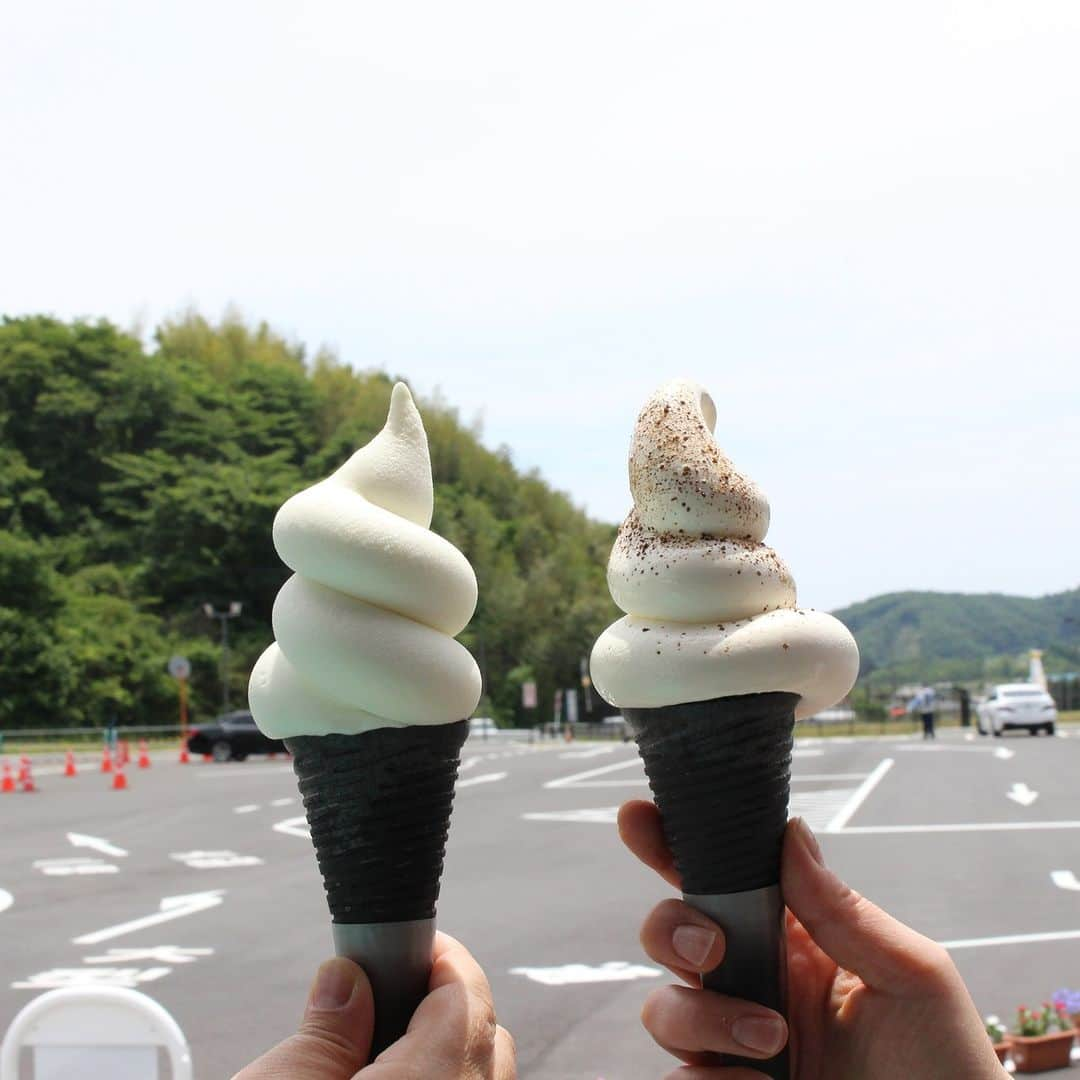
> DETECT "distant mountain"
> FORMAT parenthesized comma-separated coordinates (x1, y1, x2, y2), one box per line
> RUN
(832, 588, 1080, 687)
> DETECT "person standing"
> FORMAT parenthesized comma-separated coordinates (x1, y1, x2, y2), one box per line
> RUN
(909, 684, 937, 739)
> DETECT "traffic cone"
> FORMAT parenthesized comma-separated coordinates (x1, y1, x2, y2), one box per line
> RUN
(112, 762, 128, 791)
(202, 753, 212, 763)
(118, 740, 130, 767)
(64, 749, 78, 777)
(137, 740, 151, 769)
(178, 742, 190, 765)
(1, 761, 14, 793)
(101, 747, 113, 773)
(21, 760, 36, 793)
(17, 755, 30, 783)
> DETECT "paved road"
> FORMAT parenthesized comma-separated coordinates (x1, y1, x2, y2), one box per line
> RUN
(2, 729, 1080, 1077)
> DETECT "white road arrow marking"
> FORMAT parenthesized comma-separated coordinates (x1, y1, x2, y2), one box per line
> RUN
(35, 858, 118, 876)
(83, 947, 214, 965)
(73, 890, 225, 946)
(523, 808, 620, 824)
(273, 816, 310, 839)
(511, 961, 662, 985)
(0, 889, 12, 915)
(170, 850, 263, 869)
(1052, 870, 1080, 892)
(1006, 783, 1039, 807)
(13, 967, 172, 990)
(994, 747, 1015, 760)
(457, 772, 507, 788)
(67, 832, 128, 857)
(233, 804, 259, 814)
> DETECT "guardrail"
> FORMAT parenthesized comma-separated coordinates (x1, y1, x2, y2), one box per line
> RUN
(0, 725, 184, 754)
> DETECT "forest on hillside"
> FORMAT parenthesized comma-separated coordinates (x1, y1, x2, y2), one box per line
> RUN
(833, 588, 1080, 691)
(0, 312, 618, 730)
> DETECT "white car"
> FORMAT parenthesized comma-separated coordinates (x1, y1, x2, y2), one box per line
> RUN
(468, 717, 499, 740)
(976, 684, 1057, 736)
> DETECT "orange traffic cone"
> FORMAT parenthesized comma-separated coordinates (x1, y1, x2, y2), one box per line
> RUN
(64, 749, 78, 777)
(17, 755, 30, 783)
(21, 760, 36, 793)
(178, 742, 190, 765)
(101, 747, 113, 773)
(202, 753, 212, 763)
(1, 761, 14, 793)
(137, 740, 151, 769)
(112, 763, 128, 790)
(118, 740, 130, 767)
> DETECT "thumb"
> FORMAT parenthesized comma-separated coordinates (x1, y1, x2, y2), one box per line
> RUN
(782, 817, 953, 994)
(233, 957, 374, 1079)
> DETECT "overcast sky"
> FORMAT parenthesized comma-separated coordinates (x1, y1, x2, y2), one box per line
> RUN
(3, 2, 1078, 612)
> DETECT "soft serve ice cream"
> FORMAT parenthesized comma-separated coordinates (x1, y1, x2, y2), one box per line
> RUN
(249, 382, 482, 737)
(590, 378, 858, 719)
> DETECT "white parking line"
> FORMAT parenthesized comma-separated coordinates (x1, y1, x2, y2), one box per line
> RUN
(233, 805, 259, 814)
(197, 765, 294, 779)
(457, 772, 508, 788)
(824, 759, 894, 833)
(838, 820, 1080, 835)
(941, 928, 1080, 950)
(791, 773, 866, 782)
(545, 758, 643, 790)
(270, 797, 294, 807)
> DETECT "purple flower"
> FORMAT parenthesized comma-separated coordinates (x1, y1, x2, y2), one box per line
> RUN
(1051, 988, 1080, 1014)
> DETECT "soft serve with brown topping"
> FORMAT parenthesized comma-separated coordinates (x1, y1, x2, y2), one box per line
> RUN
(590, 378, 858, 719)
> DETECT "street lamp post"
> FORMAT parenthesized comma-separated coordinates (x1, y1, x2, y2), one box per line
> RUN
(203, 601, 242, 711)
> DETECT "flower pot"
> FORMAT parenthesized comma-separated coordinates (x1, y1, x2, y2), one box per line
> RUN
(1009, 1029, 1076, 1073)
(992, 1040, 1010, 1064)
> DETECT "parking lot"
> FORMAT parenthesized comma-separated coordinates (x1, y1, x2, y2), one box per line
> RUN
(3, 727, 1080, 1078)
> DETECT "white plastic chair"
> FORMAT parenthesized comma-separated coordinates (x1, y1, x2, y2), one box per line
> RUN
(0, 986, 192, 1080)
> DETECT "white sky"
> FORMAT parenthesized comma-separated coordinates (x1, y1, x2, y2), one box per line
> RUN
(3, 2, 1078, 612)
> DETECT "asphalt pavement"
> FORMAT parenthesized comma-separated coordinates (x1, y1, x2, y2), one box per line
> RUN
(2, 728, 1080, 1078)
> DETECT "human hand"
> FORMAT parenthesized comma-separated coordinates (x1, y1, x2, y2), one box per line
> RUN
(619, 802, 1007, 1079)
(234, 932, 515, 1079)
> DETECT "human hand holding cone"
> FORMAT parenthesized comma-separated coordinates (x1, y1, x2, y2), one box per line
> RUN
(250, 383, 481, 1056)
(592, 380, 859, 1079)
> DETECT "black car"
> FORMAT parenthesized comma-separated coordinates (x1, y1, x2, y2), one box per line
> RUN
(186, 710, 286, 762)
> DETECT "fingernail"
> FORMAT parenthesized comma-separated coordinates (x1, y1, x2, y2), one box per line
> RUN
(794, 816, 825, 865)
(310, 958, 358, 1011)
(671, 924, 717, 967)
(732, 1015, 787, 1056)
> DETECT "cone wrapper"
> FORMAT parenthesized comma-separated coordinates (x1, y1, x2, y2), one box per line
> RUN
(623, 692, 797, 1080)
(286, 719, 468, 1055)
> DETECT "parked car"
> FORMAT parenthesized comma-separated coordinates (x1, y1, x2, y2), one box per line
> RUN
(186, 710, 287, 761)
(976, 684, 1057, 736)
(468, 717, 499, 740)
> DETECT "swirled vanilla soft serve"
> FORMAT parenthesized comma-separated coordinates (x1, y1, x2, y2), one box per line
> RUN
(590, 378, 858, 720)
(249, 382, 482, 737)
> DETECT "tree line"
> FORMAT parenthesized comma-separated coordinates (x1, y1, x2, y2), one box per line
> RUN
(0, 312, 618, 731)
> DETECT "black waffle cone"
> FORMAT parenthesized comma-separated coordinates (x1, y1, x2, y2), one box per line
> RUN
(623, 692, 797, 895)
(285, 720, 468, 924)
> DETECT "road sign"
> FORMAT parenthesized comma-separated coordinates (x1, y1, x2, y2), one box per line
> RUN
(566, 688, 579, 725)
(168, 655, 191, 680)
(522, 681, 537, 709)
